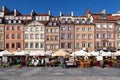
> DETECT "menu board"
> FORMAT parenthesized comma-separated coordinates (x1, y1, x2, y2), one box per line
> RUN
(2, 56, 8, 63)
(69, 57, 74, 62)
(97, 56, 103, 61)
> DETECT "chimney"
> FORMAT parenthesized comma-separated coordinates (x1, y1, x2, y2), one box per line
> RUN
(2, 6, 5, 12)
(14, 9, 17, 16)
(31, 10, 34, 16)
(60, 11, 62, 16)
(48, 10, 51, 15)
(71, 11, 73, 16)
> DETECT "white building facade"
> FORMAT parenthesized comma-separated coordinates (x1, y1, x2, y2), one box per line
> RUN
(24, 21, 45, 52)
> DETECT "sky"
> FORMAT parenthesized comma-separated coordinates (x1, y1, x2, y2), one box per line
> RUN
(0, 0, 120, 16)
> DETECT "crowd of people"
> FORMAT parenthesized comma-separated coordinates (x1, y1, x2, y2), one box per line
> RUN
(0, 56, 120, 69)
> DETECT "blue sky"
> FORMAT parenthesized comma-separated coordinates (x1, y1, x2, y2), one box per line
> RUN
(0, 0, 120, 16)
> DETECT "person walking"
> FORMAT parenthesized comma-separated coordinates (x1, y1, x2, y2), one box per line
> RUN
(62, 57, 66, 69)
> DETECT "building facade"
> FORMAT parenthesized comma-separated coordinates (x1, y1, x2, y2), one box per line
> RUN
(74, 18, 95, 52)
(4, 20, 24, 52)
(91, 11, 116, 51)
(59, 16, 75, 52)
(45, 21, 59, 52)
(0, 21, 4, 51)
(24, 21, 45, 52)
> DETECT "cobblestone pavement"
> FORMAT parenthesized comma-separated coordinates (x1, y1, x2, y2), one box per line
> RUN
(0, 67, 120, 80)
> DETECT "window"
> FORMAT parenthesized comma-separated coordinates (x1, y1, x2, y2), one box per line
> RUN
(0, 19, 2, 23)
(25, 43, 28, 48)
(108, 24, 113, 29)
(6, 43, 9, 49)
(17, 34, 21, 39)
(101, 14, 106, 19)
(75, 20, 79, 24)
(8, 20, 11, 24)
(96, 23, 100, 29)
(56, 28, 59, 32)
(55, 36, 58, 40)
(96, 42, 100, 47)
(40, 34, 44, 39)
(82, 34, 86, 40)
(47, 29, 51, 33)
(76, 34, 80, 40)
(35, 43, 39, 48)
(6, 34, 9, 39)
(103, 33, 106, 39)
(81, 19, 85, 24)
(30, 34, 34, 39)
(12, 26, 15, 30)
(0, 43, 2, 48)
(61, 26, 65, 31)
(17, 26, 20, 30)
(76, 28, 80, 32)
(55, 45, 59, 49)
(96, 33, 100, 38)
(109, 42, 112, 47)
(61, 34, 65, 40)
(68, 26, 72, 30)
(25, 34, 29, 39)
(82, 27, 85, 32)
(108, 33, 113, 38)
(88, 27, 92, 31)
(88, 43, 92, 48)
(53, 22, 57, 26)
(25, 27, 29, 32)
(40, 42, 44, 48)
(48, 22, 52, 26)
(67, 18, 72, 23)
(61, 18, 65, 23)
(0, 27, 3, 32)
(102, 24, 107, 29)
(41, 27, 44, 31)
(82, 43, 86, 47)
(30, 43, 34, 48)
(13, 20, 16, 24)
(52, 29, 55, 33)
(12, 34, 15, 39)
(88, 34, 92, 40)
(68, 43, 71, 48)
(86, 19, 91, 24)
(12, 43, 15, 48)
(68, 34, 72, 40)
(36, 27, 39, 31)
(35, 34, 39, 39)
(18, 20, 21, 23)
(30, 27, 34, 32)
(7, 26, 10, 30)
(117, 34, 120, 39)
(117, 42, 120, 47)
(76, 43, 79, 49)
(61, 43, 65, 48)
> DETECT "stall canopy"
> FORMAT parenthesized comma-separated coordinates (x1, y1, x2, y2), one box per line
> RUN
(100, 51, 112, 56)
(52, 49, 70, 57)
(13, 51, 28, 56)
(90, 51, 99, 56)
(44, 51, 52, 56)
(71, 50, 90, 56)
(29, 51, 45, 56)
(0, 50, 13, 56)
(114, 51, 120, 56)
